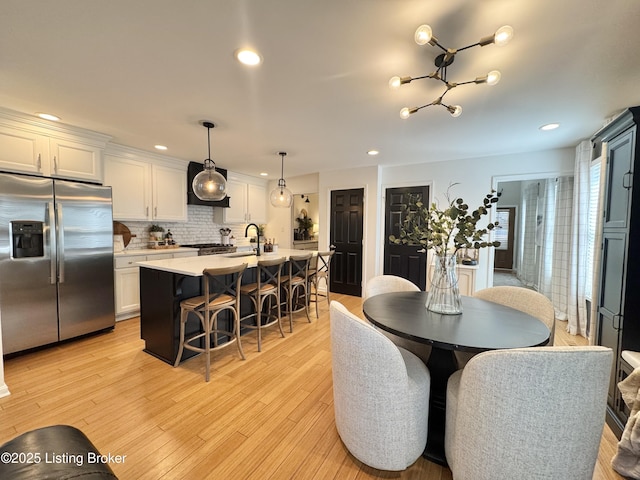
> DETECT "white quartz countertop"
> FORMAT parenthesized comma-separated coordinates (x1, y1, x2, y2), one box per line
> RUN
(137, 248, 316, 276)
(115, 247, 199, 256)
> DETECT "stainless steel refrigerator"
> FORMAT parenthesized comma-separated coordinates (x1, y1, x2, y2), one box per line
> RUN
(0, 172, 115, 354)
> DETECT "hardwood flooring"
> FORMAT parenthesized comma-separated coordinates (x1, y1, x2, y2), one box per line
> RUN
(0, 294, 626, 479)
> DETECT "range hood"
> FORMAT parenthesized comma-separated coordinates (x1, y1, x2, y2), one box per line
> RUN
(187, 161, 230, 207)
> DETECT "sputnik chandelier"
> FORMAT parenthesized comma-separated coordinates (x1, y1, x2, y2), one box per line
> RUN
(390, 24, 514, 118)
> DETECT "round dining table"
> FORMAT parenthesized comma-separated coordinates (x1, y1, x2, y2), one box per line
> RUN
(362, 291, 551, 466)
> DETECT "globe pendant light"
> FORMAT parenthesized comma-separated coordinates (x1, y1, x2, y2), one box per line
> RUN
(270, 151, 293, 208)
(192, 121, 227, 201)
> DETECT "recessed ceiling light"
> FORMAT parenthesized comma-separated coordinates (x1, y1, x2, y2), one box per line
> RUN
(260, 172, 268, 176)
(154, 145, 168, 151)
(36, 112, 60, 121)
(367, 150, 380, 156)
(539, 123, 560, 131)
(235, 48, 262, 66)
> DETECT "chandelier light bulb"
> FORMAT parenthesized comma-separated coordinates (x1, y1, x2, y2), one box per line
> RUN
(486, 70, 501, 86)
(494, 25, 514, 46)
(449, 105, 463, 117)
(389, 76, 401, 89)
(400, 107, 411, 119)
(414, 24, 433, 45)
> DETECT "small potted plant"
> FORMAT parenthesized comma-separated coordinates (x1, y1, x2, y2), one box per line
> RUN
(149, 224, 164, 240)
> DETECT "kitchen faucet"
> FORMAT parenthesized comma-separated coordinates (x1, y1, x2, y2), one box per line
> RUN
(245, 223, 261, 256)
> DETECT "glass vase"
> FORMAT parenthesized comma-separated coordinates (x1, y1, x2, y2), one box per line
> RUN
(426, 254, 463, 314)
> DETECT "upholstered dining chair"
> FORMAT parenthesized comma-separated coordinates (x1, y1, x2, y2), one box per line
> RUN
(330, 301, 430, 471)
(473, 285, 556, 344)
(364, 275, 430, 363)
(445, 346, 612, 480)
(364, 274, 419, 298)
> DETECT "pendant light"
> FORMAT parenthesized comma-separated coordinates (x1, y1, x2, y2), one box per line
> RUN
(192, 121, 227, 201)
(270, 151, 293, 208)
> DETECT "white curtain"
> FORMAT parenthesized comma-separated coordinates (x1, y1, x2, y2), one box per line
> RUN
(565, 141, 592, 336)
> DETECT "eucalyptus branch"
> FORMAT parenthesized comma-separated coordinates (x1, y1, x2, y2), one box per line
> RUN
(389, 185, 501, 257)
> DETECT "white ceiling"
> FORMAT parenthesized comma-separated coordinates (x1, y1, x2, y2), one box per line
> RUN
(1, 0, 639, 179)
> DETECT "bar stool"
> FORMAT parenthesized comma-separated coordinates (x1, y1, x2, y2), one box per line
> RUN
(239, 257, 286, 351)
(309, 251, 334, 318)
(281, 253, 312, 332)
(174, 263, 247, 382)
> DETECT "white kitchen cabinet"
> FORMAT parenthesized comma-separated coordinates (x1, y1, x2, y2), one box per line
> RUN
(217, 175, 267, 224)
(0, 110, 108, 182)
(114, 249, 197, 320)
(104, 147, 187, 222)
(426, 262, 477, 297)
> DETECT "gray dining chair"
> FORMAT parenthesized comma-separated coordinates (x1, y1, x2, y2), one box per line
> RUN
(453, 285, 556, 368)
(445, 346, 612, 480)
(330, 301, 430, 471)
(473, 285, 556, 344)
(364, 275, 431, 363)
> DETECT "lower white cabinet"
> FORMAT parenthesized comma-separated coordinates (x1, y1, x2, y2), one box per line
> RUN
(426, 263, 477, 297)
(114, 250, 197, 320)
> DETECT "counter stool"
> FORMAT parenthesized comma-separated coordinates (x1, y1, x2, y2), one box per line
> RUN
(174, 263, 248, 382)
(240, 257, 286, 351)
(282, 253, 312, 332)
(309, 250, 334, 318)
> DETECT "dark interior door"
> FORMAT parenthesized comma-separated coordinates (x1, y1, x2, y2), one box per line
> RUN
(383, 186, 429, 290)
(494, 207, 515, 270)
(330, 188, 363, 296)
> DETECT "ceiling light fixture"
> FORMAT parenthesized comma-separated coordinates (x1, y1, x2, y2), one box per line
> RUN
(367, 150, 379, 156)
(36, 112, 60, 121)
(270, 152, 293, 208)
(192, 121, 227, 201)
(540, 123, 560, 131)
(390, 24, 513, 118)
(235, 48, 262, 66)
(154, 145, 168, 151)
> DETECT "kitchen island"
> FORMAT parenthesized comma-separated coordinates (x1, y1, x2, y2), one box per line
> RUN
(137, 249, 315, 364)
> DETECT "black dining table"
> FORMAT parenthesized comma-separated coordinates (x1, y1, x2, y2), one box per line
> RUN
(362, 291, 551, 466)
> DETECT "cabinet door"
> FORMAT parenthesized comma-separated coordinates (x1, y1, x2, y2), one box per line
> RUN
(104, 156, 152, 221)
(456, 268, 476, 296)
(0, 124, 45, 175)
(114, 266, 141, 316)
(247, 183, 267, 223)
(224, 180, 248, 223)
(603, 128, 634, 229)
(598, 232, 627, 404)
(152, 164, 187, 222)
(49, 137, 102, 182)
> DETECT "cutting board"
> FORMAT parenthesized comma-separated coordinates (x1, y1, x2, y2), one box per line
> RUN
(113, 221, 136, 247)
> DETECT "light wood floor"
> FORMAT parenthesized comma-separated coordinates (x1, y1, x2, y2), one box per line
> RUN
(0, 294, 626, 479)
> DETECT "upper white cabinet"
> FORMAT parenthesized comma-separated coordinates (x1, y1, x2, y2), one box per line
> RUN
(103, 145, 188, 222)
(216, 174, 267, 224)
(0, 108, 109, 182)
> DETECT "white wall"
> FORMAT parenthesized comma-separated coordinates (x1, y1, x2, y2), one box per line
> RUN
(381, 148, 575, 290)
(266, 173, 319, 249)
(318, 166, 381, 292)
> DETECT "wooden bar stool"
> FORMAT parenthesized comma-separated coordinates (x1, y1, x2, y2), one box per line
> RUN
(174, 263, 247, 382)
(309, 250, 334, 318)
(240, 256, 286, 351)
(281, 253, 312, 332)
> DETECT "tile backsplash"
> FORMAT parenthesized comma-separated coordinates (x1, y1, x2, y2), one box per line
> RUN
(121, 205, 250, 250)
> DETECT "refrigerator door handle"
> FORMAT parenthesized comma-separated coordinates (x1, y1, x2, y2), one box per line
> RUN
(48, 201, 57, 284)
(56, 202, 65, 283)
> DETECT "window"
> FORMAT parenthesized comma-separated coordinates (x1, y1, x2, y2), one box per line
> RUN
(494, 209, 510, 250)
(585, 157, 602, 301)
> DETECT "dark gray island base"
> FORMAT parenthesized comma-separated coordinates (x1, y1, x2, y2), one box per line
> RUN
(140, 266, 259, 364)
